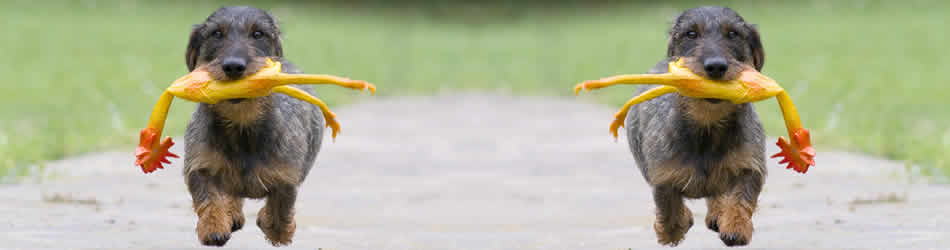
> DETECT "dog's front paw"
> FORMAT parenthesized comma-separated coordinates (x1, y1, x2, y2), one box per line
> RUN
(718, 215, 753, 247)
(227, 198, 245, 232)
(706, 216, 719, 232)
(720, 231, 749, 247)
(654, 219, 692, 246)
(201, 232, 230, 247)
(654, 209, 694, 246)
(196, 215, 233, 246)
(195, 201, 235, 247)
(705, 210, 722, 232)
(257, 206, 296, 246)
(231, 212, 245, 232)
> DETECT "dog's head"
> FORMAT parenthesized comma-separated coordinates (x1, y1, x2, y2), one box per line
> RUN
(665, 6, 765, 123)
(667, 6, 764, 82)
(185, 6, 283, 82)
(185, 6, 284, 123)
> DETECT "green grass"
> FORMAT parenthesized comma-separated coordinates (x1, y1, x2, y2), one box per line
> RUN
(1, 0, 948, 179)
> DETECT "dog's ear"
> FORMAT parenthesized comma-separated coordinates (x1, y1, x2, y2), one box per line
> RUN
(185, 24, 205, 71)
(666, 34, 676, 58)
(266, 11, 284, 58)
(745, 23, 765, 71)
(666, 13, 684, 58)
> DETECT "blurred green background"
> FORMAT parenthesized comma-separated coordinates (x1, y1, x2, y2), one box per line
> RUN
(1, 0, 947, 180)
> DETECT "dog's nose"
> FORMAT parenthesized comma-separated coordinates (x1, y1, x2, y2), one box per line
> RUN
(221, 58, 247, 79)
(703, 57, 728, 79)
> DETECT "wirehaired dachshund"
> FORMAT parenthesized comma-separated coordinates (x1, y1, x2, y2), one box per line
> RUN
(182, 6, 323, 247)
(626, 6, 767, 247)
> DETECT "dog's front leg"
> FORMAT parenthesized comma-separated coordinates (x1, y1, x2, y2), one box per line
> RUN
(708, 169, 763, 247)
(257, 184, 298, 246)
(186, 170, 242, 246)
(652, 185, 693, 246)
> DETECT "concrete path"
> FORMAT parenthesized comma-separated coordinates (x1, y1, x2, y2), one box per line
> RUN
(2, 93, 947, 249)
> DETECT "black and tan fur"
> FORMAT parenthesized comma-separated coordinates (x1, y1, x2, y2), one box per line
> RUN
(625, 6, 767, 247)
(182, 6, 323, 247)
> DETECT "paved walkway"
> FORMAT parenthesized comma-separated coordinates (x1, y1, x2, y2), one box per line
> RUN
(2, 93, 947, 249)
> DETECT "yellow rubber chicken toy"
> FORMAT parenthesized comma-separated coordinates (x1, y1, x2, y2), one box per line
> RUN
(575, 58, 815, 173)
(136, 58, 375, 173)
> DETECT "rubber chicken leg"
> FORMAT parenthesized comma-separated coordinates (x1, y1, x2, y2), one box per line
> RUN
(772, 92, 816, 173)
(574, 73, 696, 95)
(607, 86, 678, 139)
(135, 91, 179, 173)
(272, 86, 341, 140)
(574, 58, 815, 173)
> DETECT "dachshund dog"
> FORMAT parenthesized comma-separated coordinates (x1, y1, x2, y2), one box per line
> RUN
(182, 6, 323, 246)
(625, 6, 767, 247)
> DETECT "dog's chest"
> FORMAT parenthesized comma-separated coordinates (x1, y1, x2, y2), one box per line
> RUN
(195, 113, 304, 198)
(648, 141, 764, 199)
(218, 164, 299, 199)
(678, 163, 737, 198)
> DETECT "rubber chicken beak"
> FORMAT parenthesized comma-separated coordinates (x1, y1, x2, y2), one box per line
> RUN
(135, 58, 375, 173)
(575, 58, 815, 173)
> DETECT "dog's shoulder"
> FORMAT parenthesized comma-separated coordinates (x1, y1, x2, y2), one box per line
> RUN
(625, 58, 682, 170)
(628, 57, 679, 116)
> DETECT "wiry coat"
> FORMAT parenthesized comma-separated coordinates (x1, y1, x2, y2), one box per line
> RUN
(179, 6, 323, 247)
(623, 6, 768, 247)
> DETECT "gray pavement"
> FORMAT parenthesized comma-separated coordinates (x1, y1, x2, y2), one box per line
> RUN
(1, 93, 947, 249)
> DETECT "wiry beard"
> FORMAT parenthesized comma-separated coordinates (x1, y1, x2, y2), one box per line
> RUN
(210, 97, 271, 129)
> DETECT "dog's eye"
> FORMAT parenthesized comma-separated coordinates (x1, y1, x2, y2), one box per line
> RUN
(685, 31, 698, 39)
(211, 31, 223, 39)
(726, 31, 739, 39)
(252, 31, 265, 40)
